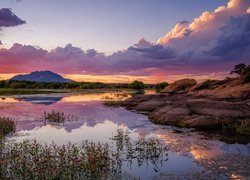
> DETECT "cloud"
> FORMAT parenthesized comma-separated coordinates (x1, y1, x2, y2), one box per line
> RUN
(0, 0, 250, 82)
(0, 8, 26, 28)
(207, 14, 250, 60)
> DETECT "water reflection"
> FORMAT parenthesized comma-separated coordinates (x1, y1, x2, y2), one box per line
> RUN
(15, 95, 63, 105)
(0, 92, 250, 179)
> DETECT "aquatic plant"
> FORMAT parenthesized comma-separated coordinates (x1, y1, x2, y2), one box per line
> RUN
(103, 100, 122, 108)
(0, 129, 168, 179)
(43, 110, 66, 123)
(0, 117, 16, 136)
(43, 110, 78, 124)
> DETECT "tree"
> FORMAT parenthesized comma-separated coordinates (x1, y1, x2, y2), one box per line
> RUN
(155, 82, 168, 93)
(230, 63, 250, 82)
(129, 80, 145, 90)
(230, 63, 247, 76)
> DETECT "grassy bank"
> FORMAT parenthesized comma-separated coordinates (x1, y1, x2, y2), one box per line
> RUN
(0, 88, 67, 96)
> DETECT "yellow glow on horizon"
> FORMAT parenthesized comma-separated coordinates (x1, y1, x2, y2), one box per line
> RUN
(0, 72, 228, 84)
(0, 73, 20, 80)
(64, 74, 158, 83)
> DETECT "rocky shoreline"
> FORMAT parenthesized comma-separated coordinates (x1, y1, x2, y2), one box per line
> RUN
(122, 78, 250, 135)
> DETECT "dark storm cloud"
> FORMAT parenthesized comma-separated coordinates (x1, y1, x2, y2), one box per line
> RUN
(128, 44, 176, 59)
(0, 8, 26, 27)
(207, 14, 250, 60)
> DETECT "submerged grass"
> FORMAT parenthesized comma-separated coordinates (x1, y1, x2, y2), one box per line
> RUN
(0, 129, 168, 179)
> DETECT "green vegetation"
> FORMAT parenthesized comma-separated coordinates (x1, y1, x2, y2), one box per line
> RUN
(0, 88, 61, 96)
(194, 79, 212, 91)
(155, 82, 168, 93)
(103, 100, 122, 107)
(0, 117, 16, 136)
(43, 110, 78, 124)
(129, 80, 145, 90)
(222, 120, 250, 136)
(43, 110, 66, 123)
(230, 63, 250, 83)
(0, 129, 168, 179)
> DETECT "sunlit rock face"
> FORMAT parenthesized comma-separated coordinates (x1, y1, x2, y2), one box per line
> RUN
(123, 77, 250, 129)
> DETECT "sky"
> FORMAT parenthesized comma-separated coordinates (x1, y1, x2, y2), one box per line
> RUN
(0, 0, 250, 83)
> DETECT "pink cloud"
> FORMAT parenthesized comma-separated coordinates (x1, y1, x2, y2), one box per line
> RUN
(0, 0, 250, 82)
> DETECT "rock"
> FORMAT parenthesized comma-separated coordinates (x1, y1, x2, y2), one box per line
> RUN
(135, 99, 171, 112)
(163, 79, 197, 94)
(122, 77, 250, 132)
(189, 79, 250, 100)
(122, 95, 154, 107)
(187, 99, 250, 117)
(149, 103, 191, 125)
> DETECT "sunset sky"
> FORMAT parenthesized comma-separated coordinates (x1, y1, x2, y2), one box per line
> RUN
(0, 0, 250, 83)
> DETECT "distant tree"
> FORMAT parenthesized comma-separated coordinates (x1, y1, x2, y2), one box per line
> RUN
(155, 82, 168, 93)
(129, 80, 145, 90)
(230, 63, 248, 76)
(230, 63, 250, 82)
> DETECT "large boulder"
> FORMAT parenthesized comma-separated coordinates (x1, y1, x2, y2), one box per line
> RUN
(189, 78, 250, 100)
(187, 99, 250, 117)
(163, 79, 197, 94)
(135, 99, 171, 112)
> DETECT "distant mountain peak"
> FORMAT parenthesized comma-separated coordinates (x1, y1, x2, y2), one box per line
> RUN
(10, 71, 74, 83)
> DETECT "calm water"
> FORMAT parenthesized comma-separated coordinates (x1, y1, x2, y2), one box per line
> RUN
(0, 92, 250, 179)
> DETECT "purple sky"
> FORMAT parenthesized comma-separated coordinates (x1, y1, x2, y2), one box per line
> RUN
(0, 0, 249, 83)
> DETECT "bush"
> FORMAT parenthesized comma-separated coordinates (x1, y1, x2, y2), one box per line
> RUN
(129, 80, 145, 90)
(155, 82, 168, 93)
(222, 120, 250, 136)
(244, 73, 250, 83)
(0, 117, 16, 136)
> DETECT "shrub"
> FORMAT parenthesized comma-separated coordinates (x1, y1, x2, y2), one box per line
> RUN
(244, 73, 250, 83)
(155, 82, 168, 93)
(129, 80, 145, 90)
(222, 120, 250, 136)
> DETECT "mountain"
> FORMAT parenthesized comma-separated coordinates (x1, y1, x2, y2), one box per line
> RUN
(10, 71, 73, 83)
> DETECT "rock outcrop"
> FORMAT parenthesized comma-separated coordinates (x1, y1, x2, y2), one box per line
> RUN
(163, 79, 197, 94)
(122, 77, 250, 130)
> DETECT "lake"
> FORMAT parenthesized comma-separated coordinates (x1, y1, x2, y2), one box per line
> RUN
(0, 92, 250, 179)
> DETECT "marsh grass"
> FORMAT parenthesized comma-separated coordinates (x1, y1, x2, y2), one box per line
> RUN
(0, 129, 168, 179)
(222, 120, 250, 136)
(103, 100, 122, 108)
(0, 117, 16, 136)
(43, 110, 78, 124)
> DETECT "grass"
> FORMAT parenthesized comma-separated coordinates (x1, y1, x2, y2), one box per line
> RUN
(222, 120, 250, 136)
(43, 110, 78, 124)
(0, 88, 64, 96)
(0, 129, 168, 179)
(103, 100, 122, 108)
(0, 117, 16, 137)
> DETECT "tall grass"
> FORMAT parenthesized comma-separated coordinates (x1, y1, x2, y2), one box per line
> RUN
(43, 110, 78, 124)
(0, 129, 168, 179)
(0, 117, 16, 136)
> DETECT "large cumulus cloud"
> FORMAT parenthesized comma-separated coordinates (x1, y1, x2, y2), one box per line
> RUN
(1, 0, 250, 81)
